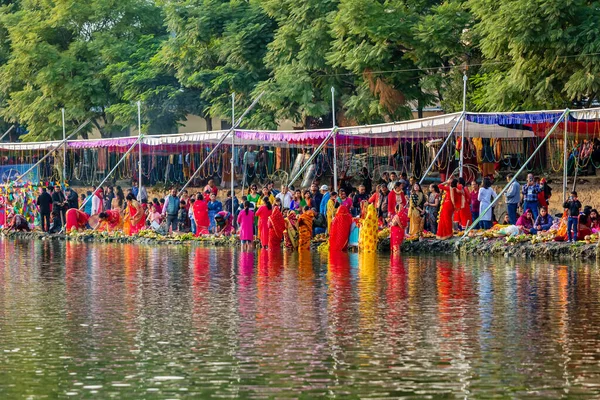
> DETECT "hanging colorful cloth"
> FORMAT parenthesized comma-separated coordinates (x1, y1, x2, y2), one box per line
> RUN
(359, 204, 378, 253)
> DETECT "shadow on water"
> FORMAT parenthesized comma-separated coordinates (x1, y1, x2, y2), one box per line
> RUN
(0, 239, 599, 397)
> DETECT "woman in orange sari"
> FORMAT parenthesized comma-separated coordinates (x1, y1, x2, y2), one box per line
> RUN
(97, 209, 122, 232)
(329, 205, 353, 251)
(193, 193, 210, 236)
(436, 178, 457, 240)
(268, 206, 286, 250)
(297, 206, 315, 251)
(125, 193, 145, 235)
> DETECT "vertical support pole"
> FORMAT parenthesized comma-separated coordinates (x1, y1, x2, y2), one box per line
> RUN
(231, 92, 235, 217)
(331, 87, 338, 192)
(563, 114, 568, 202)
(458, 73, 467, 178)
(61, 108, 66, 185)
(137, 101, 143, 201)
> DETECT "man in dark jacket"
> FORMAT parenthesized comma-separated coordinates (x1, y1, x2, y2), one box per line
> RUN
(37, 187, 53, 232)
(65, 188, 78, 209)
(51, 186, 67, 221)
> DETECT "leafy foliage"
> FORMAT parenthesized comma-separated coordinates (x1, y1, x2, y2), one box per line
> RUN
(470, 0, 600, 110)
(0, 0, 595, 140)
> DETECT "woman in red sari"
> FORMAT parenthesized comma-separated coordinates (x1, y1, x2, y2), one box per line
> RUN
(125, 193, 145, 235)
(193, 193, 210, 236)
(268, 206, 286, 250)
(456, 177, 472, 229)
(329, 205, 353, 251)
(65, 208, 89, 232)
(390, 204, 409, 253)
(97, 209, 122, 232)
(436, 178, 457, 240)
(255, 197, 272, 249)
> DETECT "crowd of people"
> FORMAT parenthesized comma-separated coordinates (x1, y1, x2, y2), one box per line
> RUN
(2, 169, 599, 251)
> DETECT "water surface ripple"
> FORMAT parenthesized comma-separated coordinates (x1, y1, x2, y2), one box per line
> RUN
(0, 239, 599, 398)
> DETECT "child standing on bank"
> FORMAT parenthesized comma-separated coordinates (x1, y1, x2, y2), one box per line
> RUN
(563, 191, 582, 242)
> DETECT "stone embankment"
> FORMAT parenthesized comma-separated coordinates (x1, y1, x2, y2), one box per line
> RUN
(4, 231, 599, 261)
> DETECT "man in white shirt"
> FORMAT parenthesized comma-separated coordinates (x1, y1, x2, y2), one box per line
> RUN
(276, 185, 293, 209)
(138, 185, 148, 202)
(387, 172, 399, 192)
(91, 190, 103, 215)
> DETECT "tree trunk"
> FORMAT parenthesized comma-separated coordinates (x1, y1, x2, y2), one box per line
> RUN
(206, 115, 213, 131)
(417, 98, 423, 119)
(91, 119, 104, 139)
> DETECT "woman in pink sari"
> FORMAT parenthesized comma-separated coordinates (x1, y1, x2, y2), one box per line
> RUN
(237, 201, 255, 251)
(193, 193, 210, 236)
(255, 197, 272, 249)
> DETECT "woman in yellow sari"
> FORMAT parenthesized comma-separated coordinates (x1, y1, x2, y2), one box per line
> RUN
(408, 183, 426, 237)
(283, 210, 298, 249)
(326, 192, 338, 233)
(297, 207, 316, 251)
(359, 204, 378, 253)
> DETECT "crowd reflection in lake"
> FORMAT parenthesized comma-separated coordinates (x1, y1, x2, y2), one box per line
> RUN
(0, 239, 599, 397)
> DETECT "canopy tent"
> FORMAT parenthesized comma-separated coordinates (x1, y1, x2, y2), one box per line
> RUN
(0, 110, 549, 152)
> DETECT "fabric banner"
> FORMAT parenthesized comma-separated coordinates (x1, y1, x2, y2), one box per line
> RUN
(0, 164, 39, 185)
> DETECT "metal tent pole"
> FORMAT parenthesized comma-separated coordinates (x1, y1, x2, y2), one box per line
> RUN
(79, 135, 143, 212)
(0, 125, 15, 142)
(331, 87, 338, 192)
(178, 91, 265, 196)
(16, 118, 91, 181)
(231, 92, 235, 217)
(137, 101, 143, 201)
(58, 134, 144, 234)
(288, 127, 337, 189)
(459, 73, 467, 178)
(61, 108, 66, 184)
(419, 112, 465, 185)
(563, 114, 568, 202)
(460, 109, 569, 241)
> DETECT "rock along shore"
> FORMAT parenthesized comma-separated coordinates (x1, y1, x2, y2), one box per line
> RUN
(3, 231, 599, 261)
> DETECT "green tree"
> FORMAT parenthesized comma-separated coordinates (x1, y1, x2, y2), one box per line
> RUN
(412, 0, 478, 112)
(162, 0, 275, 130)
(470, 0, 600, 110)
(105, 35, 202, 135)
(255, 0, 341, 128)
(0, 0, 164, 140)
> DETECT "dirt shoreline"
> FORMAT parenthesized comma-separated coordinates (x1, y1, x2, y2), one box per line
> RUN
(5, 231, 599, 261)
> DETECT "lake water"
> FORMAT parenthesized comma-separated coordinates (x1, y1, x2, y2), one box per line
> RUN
(0, 239, 599, 398)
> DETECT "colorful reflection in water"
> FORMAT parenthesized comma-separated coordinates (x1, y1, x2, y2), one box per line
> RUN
(0, 239, 600, 397)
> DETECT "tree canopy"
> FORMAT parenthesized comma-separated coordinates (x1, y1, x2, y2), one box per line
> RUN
(0, 0, 595, 140)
